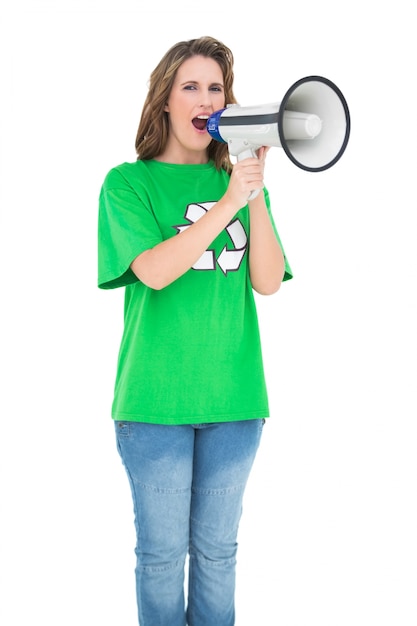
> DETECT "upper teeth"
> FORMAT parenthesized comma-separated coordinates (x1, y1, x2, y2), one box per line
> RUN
(197, 115, 209, 119)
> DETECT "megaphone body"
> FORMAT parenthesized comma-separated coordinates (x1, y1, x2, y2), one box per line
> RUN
(207, 76, 350, 183)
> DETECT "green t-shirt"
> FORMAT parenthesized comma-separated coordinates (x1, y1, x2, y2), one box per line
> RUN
(98, 160, 292, 425)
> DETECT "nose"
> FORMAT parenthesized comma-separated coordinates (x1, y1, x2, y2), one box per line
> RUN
(199, 90, 215, 109)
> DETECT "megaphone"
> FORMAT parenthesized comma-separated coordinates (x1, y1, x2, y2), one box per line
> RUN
(207, 75, 350, 197)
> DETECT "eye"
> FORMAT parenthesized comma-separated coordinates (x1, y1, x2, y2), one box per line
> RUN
(210, 86, 223, 92)
(183, 84, 197, 91)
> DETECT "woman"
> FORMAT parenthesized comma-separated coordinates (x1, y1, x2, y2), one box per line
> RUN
(98, 36, 292, 626)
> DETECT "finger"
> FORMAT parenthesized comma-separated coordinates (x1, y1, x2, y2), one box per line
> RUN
(256, 146, 269, 161)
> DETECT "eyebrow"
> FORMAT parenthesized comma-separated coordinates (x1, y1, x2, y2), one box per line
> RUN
(180, 80, 224, 88)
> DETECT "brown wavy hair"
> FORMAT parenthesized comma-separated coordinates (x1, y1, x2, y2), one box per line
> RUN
(135, 36, 237, 172)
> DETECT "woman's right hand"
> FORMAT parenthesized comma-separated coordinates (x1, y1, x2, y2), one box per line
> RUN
(224, 154, 266, 209)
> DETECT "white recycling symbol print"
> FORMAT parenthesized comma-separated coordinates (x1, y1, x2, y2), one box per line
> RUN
(174, 201, 247, 274)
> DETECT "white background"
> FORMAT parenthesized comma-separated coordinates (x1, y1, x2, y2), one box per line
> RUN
(1, 1, 416, 625)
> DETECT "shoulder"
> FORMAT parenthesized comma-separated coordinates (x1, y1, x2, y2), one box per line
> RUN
(102, 160, 150, 190)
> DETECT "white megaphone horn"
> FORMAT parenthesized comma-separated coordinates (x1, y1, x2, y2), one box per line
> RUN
(207, 75, 351, 198)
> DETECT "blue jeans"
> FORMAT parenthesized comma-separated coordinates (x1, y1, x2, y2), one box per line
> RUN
(115, 419, 265, 626)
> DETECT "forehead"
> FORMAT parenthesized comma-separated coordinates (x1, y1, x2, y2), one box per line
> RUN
(175, 55, 224, 82)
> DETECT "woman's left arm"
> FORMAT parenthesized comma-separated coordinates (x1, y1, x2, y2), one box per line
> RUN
(248, 148, 286, 295)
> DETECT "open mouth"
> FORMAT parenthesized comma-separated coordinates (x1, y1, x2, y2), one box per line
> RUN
(192, 115, 209, 131)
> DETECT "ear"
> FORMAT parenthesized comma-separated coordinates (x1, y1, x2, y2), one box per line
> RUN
(164, 103, 169, 112)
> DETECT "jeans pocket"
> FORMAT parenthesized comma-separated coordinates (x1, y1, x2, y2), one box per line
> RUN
(115, 421, 130, 438)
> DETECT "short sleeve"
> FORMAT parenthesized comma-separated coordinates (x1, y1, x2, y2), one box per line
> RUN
(97, 166, 162, 290)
